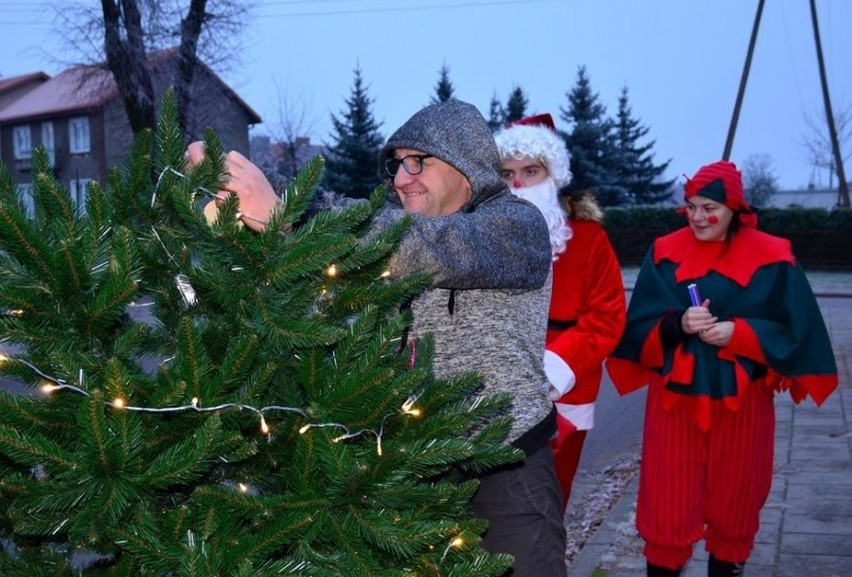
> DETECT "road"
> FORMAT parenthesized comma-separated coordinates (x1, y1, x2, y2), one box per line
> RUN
(578, 372, 646, 473)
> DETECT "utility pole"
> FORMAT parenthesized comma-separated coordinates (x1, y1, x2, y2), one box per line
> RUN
(809, 0, 850, 207)
(724, 0, 848, 208)
(723, 0, 764, 161)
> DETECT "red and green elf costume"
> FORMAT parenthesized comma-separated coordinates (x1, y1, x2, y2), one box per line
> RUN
(606, 161, 838, 570)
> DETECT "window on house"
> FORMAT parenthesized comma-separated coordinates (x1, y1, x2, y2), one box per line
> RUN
(13, 125, 32, 160)
(41, 121, 55, 166)
(17, 183, 35, 218)
(69, 116, 90, 154)
(69, 178, 92, 214)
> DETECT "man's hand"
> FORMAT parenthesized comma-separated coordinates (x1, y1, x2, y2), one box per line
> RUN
(186, 142, 277, 233)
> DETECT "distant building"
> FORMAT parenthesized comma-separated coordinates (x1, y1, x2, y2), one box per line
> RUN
(764, 187, 843, 209)
(250, 133, 325, 179)
(0, 49, 261, 215)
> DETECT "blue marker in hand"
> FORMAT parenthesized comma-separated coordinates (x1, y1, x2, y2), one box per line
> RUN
(687, 283, 701, 307)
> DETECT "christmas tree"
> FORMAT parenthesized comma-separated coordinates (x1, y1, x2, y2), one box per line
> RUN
(0, 92, 520, 577)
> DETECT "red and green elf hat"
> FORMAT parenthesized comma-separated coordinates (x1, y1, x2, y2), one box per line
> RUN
(683, 160, 757, 228)
(684, 160, 754, 213)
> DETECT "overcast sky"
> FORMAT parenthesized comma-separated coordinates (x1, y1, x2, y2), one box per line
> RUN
(1, 0, 850, 191)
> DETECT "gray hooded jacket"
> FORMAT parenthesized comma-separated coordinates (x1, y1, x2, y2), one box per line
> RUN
(377, 101, 555, 450)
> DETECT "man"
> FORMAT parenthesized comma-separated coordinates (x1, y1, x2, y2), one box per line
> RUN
(189, 100, 566, 577)
(495, 113, 626, 512)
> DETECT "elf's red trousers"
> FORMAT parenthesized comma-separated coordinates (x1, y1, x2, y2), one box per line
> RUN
(637, 381, 775, 569)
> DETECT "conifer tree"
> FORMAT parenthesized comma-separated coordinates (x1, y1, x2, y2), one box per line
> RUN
(0, 91, 519, 577)
(560, 66, 629, 206)
(323, 66, 385, 200)
(486, 93, 505, 133)
(503, 86, 529, 125)
(612, 87, 675, 204)
(430, 63, 456, 104)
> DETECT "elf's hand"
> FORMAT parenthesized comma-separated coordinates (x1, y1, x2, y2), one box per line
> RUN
(681, 299, 717, 335)
(699, 320, 734, 347)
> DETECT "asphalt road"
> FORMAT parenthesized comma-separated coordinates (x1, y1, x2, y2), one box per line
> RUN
(578, 371, 646, 474)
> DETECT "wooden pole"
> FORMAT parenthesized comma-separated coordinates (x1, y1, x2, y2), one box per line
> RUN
(723, 0, 765, 161)
(809, 0, 850, 207)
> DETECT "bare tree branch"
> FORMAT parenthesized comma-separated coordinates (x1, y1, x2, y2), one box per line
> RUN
(49, 0, 251, 135)
(741, 153, 779, 207)
(800, 105, 851, 188)
(266, 80, 322, 179)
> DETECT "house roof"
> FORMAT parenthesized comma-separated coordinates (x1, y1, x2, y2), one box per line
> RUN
(0, 71, 50, 96)
(0, 49, 261, 125)
(0, 66, 113, 123)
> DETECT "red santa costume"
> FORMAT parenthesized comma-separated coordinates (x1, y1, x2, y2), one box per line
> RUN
(495, 114, 627, 511)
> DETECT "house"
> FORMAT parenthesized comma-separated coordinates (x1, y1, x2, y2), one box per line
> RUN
(0, 50, 261, 214)
(0, 72, 49, 110)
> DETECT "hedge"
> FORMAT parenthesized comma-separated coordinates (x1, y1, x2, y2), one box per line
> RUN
(603, 207, 852, 271)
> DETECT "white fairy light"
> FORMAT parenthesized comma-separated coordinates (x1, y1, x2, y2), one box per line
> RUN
(6, 268, 425, 452)
(440, 535, 465, 562)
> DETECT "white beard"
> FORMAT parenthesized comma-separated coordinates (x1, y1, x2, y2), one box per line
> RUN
(510, 177, 572, 259)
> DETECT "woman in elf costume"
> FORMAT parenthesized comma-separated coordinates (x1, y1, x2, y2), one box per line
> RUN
(606, 160, 838, 577)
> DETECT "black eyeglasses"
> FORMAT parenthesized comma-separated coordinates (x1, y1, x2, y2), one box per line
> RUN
(384, 154, 434, 177)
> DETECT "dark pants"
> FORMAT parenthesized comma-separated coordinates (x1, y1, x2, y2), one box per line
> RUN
(471, 442, 567, 577)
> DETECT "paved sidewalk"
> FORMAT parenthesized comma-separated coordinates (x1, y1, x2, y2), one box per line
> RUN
(567, 272, 852, 577)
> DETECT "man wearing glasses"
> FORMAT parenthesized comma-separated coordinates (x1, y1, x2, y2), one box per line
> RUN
(188, 100, 566, 577)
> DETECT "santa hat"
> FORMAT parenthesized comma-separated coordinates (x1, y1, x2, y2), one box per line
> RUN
(683, 160, 757, 228)
(494, 113, 573, 188)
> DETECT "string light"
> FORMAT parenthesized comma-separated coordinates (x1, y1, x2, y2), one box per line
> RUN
(401, 394, 422, 417)
(325, 264, 338, 277)
(10, 355, 422, 452)
(440, 535, 465, 562)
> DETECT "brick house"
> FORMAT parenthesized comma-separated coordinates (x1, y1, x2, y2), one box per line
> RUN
(0, 50, 261, 214)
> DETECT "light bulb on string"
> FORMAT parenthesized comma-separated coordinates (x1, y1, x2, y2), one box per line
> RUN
(15, 354, 420, 454)
(440, 535, 465, 562)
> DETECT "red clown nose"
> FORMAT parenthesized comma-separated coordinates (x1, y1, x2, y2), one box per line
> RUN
(708, 215, 719, 225)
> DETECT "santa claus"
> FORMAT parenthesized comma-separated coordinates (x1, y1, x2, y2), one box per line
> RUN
(495, 114, 627, 511)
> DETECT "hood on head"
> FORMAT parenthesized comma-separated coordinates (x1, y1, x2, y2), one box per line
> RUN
(379, 100, 507, 208)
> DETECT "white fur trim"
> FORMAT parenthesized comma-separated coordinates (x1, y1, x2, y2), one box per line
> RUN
(555, 401, 595, 431)
(544, 349, 576, 399)
(495, 123, 572, 188)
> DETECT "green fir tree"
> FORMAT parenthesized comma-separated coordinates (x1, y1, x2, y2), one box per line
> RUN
(0, 91, 519, 577)
(560, 66, 629, 206)
(430, 63, 456, 105)
(486, 93, 505, 133)
(323, 66, 385, 200)
(612, 87, 675, 205)
(503, 87, 529, 125)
